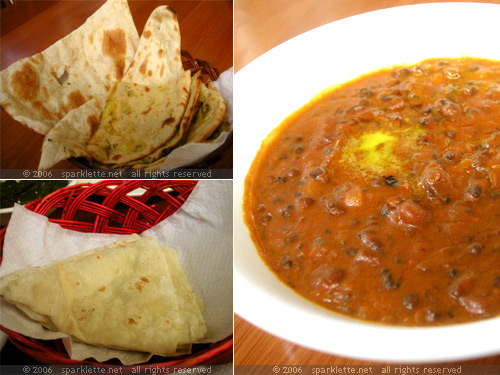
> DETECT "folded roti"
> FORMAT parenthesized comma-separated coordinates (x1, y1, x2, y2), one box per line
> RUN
(0, 0, 139, 136)
(0, 235, 206, 355)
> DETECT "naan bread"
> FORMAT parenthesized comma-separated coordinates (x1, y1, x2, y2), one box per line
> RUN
(38, 99, 101, 169)
(1, 0, 229, 170)
(86, 72, 191, 164)
(185, 81, 226, 143)
(122, 5, 184, 83)
(111, 71, 203, 168)
(0, 0, 139, 136)
(86, 5, 191, 165)
(208, 117, 231, 140)
(109, 75, 227, 169)
(0, 235, 206, 356)
(156, 71, 203, 150)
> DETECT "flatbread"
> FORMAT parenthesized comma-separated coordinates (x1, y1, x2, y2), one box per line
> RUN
(85, 5, 191, 165)
(162, 247, 205, 346)
(38, 99, 101, 169)
(111, 71, 203, 168)
(208, 116, 231, 140)
(122, 5, 184, 84)
(1, 0, 229, 170)
(0, 235, 206, 356)
(86, 72, 191, 164)
(155, 71, 204, 150)
(109, 75, 227, 169)
(0, 0, 139, 136)
(185, 81, 226, 144)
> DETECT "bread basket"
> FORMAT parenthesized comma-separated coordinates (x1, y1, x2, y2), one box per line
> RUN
(0, 180, 233, 367)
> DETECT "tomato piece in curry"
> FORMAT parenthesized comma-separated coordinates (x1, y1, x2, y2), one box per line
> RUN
(243, 57, 500, 326)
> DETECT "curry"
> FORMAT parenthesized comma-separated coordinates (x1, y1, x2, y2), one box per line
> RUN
(243, 57, 500, 326)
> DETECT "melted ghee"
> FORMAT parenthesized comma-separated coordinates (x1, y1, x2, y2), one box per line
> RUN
(339, 124, 425, 177)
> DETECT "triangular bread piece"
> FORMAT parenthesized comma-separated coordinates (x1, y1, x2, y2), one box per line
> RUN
(86, 6, 191, 165)
(0, 0, 139, 136)
(38, 98, 101, 169)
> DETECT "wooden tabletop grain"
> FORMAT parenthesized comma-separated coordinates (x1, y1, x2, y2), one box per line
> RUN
(0, 0, 232, 172)
(234, 0, 500, 371)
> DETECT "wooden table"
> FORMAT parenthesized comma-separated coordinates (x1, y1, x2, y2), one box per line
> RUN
(0, 0, 232, 172)
(234, 0, 500, 371)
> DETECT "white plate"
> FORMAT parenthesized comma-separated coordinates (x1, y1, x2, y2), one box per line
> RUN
(234, 3, 500, 363)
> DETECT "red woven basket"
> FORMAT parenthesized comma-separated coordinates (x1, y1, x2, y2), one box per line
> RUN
(0, 180, 233, 368)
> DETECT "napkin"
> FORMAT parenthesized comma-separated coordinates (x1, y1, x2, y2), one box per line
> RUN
(0, 180, 233, 364)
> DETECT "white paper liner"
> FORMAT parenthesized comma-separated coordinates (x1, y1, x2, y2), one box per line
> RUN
(0, 180, 233, 365)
